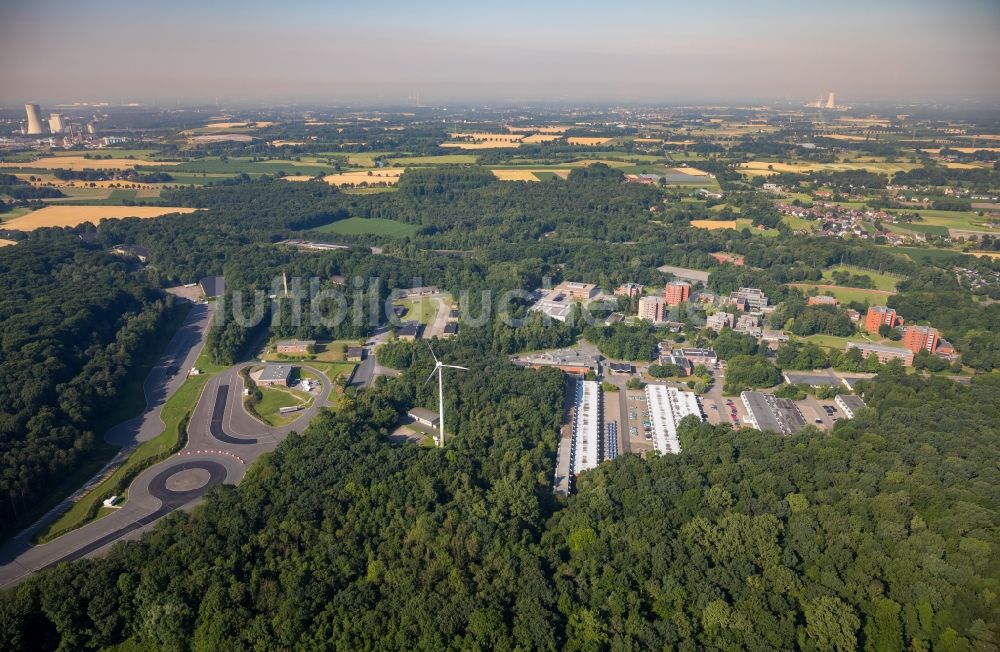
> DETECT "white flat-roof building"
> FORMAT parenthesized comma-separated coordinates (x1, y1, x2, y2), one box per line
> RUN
(645, 385, 702, 455)
(570, 380, 602, 474)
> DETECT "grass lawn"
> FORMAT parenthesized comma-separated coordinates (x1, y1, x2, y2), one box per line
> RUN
(803, 333, 890, 350)
(532, 171, 559, 181)
(37, 371, 213, 543)
(885, 222, 952, 237)
(781, 215, 816, 231)
(312, 216, 418, 237)
(0, 206, 33, 222)
(255, 385, 312, 426)
(789, 284, 894, 305)
(393, 297, 438, 324)
(820, 265, 903, 291)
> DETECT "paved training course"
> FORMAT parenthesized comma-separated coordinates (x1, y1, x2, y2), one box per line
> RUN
(0, 351, 332, 588)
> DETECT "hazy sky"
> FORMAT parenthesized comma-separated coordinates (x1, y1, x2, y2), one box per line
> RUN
(2, 0, 998, 105)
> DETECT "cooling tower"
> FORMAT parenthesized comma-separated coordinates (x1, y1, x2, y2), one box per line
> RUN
(826, 92, 836, 109)
(48, 113, 65, 134)
(25, 103, 45, 135)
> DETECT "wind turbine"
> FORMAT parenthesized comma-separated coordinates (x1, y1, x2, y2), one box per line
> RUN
(423, 345, 467, 447)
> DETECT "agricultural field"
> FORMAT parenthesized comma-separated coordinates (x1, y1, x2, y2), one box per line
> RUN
(566, 137, 612, 146)
(312, 216, 418, 237)
(781, 215, 817, 231)
(890, 209, 1000, 234)
(386, 154, 477, 166)
(441, 141, 521, 149)
(2, 205, 197, 231)
(879, 246, 973, 265)
(737, 160, 919, 176)
(157, 157, 334, 176)
(0, 239, 16, 247)
(690, 219, 737, 230)
(0, 156, 181, 171)
(320, 169, 405, 187)
(492, 169, 541, 182)
(820, 265, 903, 291)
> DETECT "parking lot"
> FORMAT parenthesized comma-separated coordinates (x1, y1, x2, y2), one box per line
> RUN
(624, 389, 655, 454)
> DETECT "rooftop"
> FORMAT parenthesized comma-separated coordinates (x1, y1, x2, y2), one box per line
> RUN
(259, 364, 292, 382)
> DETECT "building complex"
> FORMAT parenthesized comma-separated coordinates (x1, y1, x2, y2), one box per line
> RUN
(644, 385, 702, 455)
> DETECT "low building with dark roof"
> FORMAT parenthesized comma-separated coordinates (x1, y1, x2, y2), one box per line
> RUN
(346, 346, 365, 362)
(397, 321, 422, 341)
(199, 275, 226, 298)
(258, 364, 293, 387)
(835, 394, 866, 419)
(443, 322, 458, 336)
(408, 407, 440, 428)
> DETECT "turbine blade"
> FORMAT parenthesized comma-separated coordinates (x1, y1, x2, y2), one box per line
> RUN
(423, 367, 437, 386)
(426, 342, 439, 364)
(442, 365, 469, 371)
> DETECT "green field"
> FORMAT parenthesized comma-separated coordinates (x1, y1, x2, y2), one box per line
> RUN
(880, 246, 973, 265)
(341, 186, 399, 195)
(313, 216, 418, 237)
(820, 265, 902, 291)
(789, 284, 894, 305)
(781, 215, 817, 231)
(890, 208, 1000, 233)
(387, 154, 477, 166)
(803, 333, 888, 350)
(147, 157, 335, 176)
(255, 385, 311, 426)
(393, 297, 438, 325)
(885, 222, 951, 237)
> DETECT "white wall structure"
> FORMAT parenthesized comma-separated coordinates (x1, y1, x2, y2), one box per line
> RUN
(645, 385, 702, 455)
(48, 113, 65, 133)
(570, 379, 602, 474)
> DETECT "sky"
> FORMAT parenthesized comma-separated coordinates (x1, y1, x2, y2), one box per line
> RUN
(2, 0, 999, 105)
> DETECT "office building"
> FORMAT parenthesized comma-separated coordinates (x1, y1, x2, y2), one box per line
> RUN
(555, 281, 598, 301)
(614, 283, 643, 298)
(570, 380, 602, 474)
(728, 287, 769, 312)
(706, 312, 734, 332)
(741, 391, 807, 436)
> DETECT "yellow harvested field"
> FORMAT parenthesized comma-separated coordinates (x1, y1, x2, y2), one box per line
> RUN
(970, 251, 1000, 260)
(3, 205, 197, 231)
(492, 170, 541, 181)
(441, 141, 521, 149)
(669, 166, 708, 176)
(321, 169, 405, 187)
(690, 220, 737, 230)
(0, 239, 16, 247)
(282, 175, 315, 182)
(0, 156, 178, 171)
(634, 138, 664, 143)
(944, 162, 992, 170)
(567, 137, 612, 146)
(521, 134, 563, 143)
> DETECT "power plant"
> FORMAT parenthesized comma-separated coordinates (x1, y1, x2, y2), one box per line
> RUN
(825, 92, 836, 109)
(24, 103, 45, 135)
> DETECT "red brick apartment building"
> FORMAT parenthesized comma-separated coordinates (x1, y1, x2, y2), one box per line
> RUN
(902, 325, 939, 354)
(864, 306, 901, 334)
(664, 281, 691, 306)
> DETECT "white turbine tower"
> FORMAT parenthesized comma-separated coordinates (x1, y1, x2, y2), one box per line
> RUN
(423, 345, 467, 447)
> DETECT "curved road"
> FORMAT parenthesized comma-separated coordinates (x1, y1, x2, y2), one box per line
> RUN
(0, 338, 333, 588)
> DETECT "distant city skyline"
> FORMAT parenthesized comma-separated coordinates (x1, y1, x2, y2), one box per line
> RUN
(2, 0, 999, 105)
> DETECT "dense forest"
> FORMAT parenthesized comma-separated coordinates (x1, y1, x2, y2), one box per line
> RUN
(1, 338, 997, 650)
(0, 233, 177, 535)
